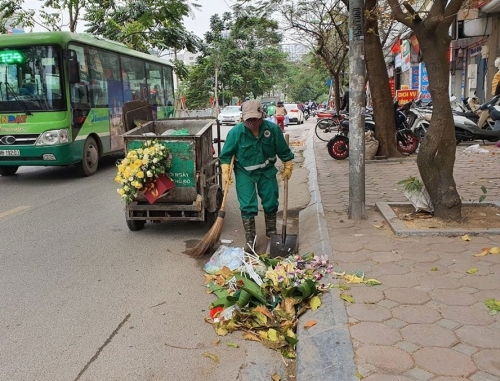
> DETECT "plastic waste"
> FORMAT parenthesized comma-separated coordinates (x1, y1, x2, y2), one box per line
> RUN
(203, 245, 245, 274)
(464, 144, 489, 154)
(142, 132, 157, 137)
(404, 186, 433, 213)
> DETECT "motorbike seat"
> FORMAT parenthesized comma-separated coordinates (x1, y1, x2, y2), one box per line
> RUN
(454, 111, 479, 121)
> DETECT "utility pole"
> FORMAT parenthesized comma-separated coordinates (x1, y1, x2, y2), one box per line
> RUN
(348, 0, 367, 219)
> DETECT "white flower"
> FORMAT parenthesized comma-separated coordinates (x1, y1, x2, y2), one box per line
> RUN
(153, 158, 159, 163)
(147, 170, 153, 177)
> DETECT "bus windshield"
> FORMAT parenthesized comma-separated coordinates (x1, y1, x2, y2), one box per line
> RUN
(0, 45, 65, 112)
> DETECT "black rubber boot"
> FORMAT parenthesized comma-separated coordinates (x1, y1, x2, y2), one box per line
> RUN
(242, 217, 256, 248)
(264, 213, 277, 239)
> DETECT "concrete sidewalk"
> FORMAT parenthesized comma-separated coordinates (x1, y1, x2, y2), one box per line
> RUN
(297, 130, 500, 381)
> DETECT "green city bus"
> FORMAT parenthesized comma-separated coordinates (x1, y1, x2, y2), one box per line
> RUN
(0, 32, 175, 176)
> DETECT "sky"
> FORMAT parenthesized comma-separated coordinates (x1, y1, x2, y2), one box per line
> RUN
(24, 0, 234, 39)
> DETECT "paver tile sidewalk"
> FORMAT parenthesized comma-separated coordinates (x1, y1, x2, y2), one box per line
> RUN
(314, 141, 500, 380)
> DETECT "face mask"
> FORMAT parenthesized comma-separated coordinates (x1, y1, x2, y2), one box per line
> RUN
(244, 118, 262, 130)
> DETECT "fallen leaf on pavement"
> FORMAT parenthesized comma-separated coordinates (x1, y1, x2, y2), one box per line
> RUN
(271, 373, 281, 381)
(473, 250, 489, 257)
(485, 299, 500, 315)
(461, 234, 471, 241)
(226, 342, 239, 348)
(203, 352, 220, 363)
(430, 267, 439, 271)
(373, 224, 384, 229)
(489, 246, 500, 254)
(310, 295, 322, 311)
(355, 370, 364, 379)
(303, 320, 317, 329)
(466, 267, 478, 274)
(340, 294, 355, 303)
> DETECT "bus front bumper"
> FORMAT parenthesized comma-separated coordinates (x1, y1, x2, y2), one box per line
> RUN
(0, 144, 77, 167)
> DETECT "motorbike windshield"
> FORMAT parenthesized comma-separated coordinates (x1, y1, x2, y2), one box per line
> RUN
(0, 45, 65, 112)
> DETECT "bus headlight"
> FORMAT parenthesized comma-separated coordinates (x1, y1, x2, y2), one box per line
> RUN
(36, 129, 69, 145)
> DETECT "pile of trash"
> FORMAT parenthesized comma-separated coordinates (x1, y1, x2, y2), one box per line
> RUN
(203, 248, 333, 358)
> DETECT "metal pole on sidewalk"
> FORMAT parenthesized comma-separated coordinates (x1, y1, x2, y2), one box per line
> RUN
(348, 0, 367, 220)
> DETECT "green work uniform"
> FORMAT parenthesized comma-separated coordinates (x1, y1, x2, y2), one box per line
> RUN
(219, 120, 294, 218)
(267, 105, 276, 116)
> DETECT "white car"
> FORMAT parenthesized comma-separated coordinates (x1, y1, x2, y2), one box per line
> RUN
(284, 103, 305, 125)
(218, 106, 242, 125)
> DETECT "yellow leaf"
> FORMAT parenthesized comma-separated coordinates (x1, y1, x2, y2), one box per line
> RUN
(303, 320, 317, 329)
(466, 267, 478, 274)
(344, 274, 364, 284)
(473, 250, 489, 257)
(254, 306, 273, 319)
(461, 234, 471, 241)
(373, 224, 383, 229)
(242, 332, 261, 342)
(213, 339, 220, 346)
(355, 370, 364, 380)
(258, 330, 268, 340)
(226, 342, 239, 348)
(203, 352, 220, 363)
(363, 278, 382, 286)
(340, 294, 355, 303)
(310, 295, 322, 311)
(430, 267, 439, 271)
(268, 328, 279, 341)
(216, 327, 228, 336)
(489, 246, 500, 254)
(271, 373, 281, 381)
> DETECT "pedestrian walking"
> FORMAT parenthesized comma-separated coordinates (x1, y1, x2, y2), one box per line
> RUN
(219, 100, 294, 248)
(275, 101, 287, 132)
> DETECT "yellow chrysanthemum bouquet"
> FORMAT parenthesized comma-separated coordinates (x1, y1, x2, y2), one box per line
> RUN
(115, 140, 171, 202)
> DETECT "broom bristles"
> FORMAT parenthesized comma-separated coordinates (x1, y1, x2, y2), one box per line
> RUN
(189, 215, 225, 257)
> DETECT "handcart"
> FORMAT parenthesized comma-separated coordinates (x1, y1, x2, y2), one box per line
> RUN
(121, 112, 222, 231)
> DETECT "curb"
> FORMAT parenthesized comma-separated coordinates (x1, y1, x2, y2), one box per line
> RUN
(296, 132, 357, 381)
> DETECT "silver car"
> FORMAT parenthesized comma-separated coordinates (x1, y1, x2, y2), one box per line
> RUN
(218, 106, 242, 125)
(284, 103, 305, 125)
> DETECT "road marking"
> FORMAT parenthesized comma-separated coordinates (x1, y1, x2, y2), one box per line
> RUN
(0, 206, 30, 219)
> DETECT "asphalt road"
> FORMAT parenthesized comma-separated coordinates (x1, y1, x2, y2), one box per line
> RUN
(0, 120, 311, 381)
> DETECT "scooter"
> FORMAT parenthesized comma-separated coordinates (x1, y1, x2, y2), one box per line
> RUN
(327, 102, 419, 160)
(454, 94, 500, 144)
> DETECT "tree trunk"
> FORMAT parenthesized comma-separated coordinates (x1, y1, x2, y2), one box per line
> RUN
(415, 26, 461, 220)
(364, 0, 402, 158)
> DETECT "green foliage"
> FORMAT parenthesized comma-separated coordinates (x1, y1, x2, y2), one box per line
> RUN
(84, 0, 202, 54)
(397, 176, 424, 192)
(183, 12, 287, 107)
(479, 186, 487, 203)
(0, 0, 84, 32)
(285, 55, 330, 102)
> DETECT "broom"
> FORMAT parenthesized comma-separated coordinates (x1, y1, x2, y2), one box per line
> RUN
(190, 156, 235, 257)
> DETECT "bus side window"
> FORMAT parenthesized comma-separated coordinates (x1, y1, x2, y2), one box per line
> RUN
(121, 56, 146, 103)
(163, 66, 175, 109)
(146, 63, 164, 106)
(68, 44, 90, 106)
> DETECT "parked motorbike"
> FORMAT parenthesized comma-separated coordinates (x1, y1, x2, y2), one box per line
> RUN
(454, 94, 500, 144)
(327, 102, 419, 160)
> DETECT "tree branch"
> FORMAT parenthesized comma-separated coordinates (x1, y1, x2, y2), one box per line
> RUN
(402, 2, 422, 22)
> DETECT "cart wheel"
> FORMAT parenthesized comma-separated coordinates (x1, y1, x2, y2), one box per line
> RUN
(126, 218, 146, 231)
(206, 188, 223, 226)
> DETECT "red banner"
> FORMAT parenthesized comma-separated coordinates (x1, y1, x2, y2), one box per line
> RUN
(396, 89, 419, 104)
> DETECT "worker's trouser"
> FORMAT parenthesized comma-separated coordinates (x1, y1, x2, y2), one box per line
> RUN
(235, 169, 279, 219)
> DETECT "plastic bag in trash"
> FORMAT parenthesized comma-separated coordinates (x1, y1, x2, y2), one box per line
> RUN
(463, 144, 489, 154)
(203, 245, 245, 274)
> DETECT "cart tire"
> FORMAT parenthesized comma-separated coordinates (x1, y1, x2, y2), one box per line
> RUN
(126, 218, 146, 231)
(206, 188, 223, 226)
(76, 136, 99, 176)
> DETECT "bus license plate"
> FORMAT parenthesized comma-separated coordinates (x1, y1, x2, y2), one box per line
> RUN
(0, 150, 20, 156)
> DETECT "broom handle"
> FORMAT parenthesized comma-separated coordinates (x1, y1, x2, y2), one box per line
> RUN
(282, 134, 290, 240)
(219, 155, 235, 213)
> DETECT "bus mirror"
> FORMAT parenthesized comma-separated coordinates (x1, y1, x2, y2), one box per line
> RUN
(68, 50, 81, 84)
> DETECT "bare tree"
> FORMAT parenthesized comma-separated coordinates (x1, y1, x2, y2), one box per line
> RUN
(387, 0, 465, 220)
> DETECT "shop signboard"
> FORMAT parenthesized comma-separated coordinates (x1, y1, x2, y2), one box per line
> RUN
(419, 62, 431, 100)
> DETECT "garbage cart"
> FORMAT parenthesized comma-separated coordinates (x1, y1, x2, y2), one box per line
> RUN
(121, 117, 222, 231)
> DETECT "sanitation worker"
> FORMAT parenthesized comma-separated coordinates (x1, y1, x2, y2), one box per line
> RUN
(219, 99, 294, 249)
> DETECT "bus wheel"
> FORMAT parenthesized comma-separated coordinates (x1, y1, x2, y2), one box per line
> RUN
(0, 166, 19, 176)
(77, 137, 99, 176)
